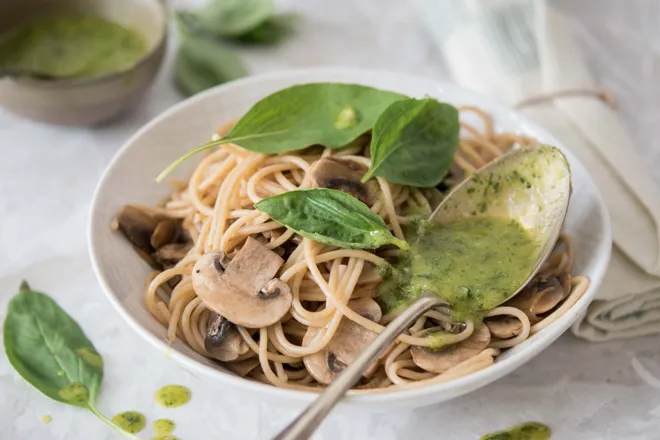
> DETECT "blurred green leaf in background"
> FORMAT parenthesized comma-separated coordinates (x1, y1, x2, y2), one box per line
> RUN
(173, 0, 299, 97)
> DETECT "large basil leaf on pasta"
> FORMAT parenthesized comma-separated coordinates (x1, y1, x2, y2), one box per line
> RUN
(255, 188, 409, 250)
(157, 83, 406, 181)
(362, 98, 459, 187)
(3, 282, 104, 408)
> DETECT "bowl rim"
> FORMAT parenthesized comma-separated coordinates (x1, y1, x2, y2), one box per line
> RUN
(2, 0, 168, 87)
(89, 67, 612, 405)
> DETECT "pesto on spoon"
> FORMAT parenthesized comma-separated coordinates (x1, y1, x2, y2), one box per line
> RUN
(379, 145, 572, 324)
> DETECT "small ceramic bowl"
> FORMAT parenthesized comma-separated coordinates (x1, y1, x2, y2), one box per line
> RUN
(89, 68, 611, 410)
(0, 0, 167, 125)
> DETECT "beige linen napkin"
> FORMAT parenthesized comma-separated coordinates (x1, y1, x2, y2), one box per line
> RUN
(417, 0, 660, 340)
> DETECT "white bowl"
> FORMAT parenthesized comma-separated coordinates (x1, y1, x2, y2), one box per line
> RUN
(89, 68, 611, 410)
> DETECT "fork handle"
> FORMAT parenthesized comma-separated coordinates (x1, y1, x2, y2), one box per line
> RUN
(272, 294, 448, 440)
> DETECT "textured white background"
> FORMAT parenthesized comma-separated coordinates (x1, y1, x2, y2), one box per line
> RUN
(1, 1, 659, 439)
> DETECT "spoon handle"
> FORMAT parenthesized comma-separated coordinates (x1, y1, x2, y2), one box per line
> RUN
(272, 295, 448, 440)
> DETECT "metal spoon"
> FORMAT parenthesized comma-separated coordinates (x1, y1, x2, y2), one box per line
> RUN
(273, 145, 571, 440)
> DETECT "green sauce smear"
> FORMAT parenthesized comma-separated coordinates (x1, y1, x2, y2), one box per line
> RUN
(153, 419, 176, 435)
(334, 105, 359, 130)
(111, 411, 146, 434)
(155, 385, 191, 408)
(152, 418, 177, 440)
(0, 15, 147, 79)
(481, 422, 551, 440)
(380, 216, 537, 324)
(58, 382, 90, 406)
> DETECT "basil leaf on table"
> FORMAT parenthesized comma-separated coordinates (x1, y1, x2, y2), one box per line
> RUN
(174, 36, 247, 98)
(255, 188, 409, 250)
(231, 13, 299, 44)
(362, 98, 460, 187)
(3, 282, 139, 439)
(157, 83, 406, 181)
(198, 0, 274, 37)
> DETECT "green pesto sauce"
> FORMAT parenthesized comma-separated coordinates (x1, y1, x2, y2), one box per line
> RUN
(152, 419, 176, 436)
(75, 347, 104, 368)
(481, 422, 551, 440)
(112, 411, 146, 434)
(379, 216, 537, 323)
(0, 15, 147, 79)
(155, 385, 191, 408)
(334, 105, 359, 130)
(58, 382, 89, 406)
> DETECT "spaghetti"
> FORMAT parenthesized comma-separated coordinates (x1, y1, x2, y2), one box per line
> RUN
(117, 106, 588, 393)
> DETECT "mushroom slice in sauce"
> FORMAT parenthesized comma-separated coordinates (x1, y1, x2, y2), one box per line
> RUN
(192, 237, 293, 328)
(505, 275, 570, 324)
(411, 325, 491, 374)
(204, 314, 250, 362)
(485, 316, 523, 340)
(303, 298, 383, 384)
(307, 157, 375, 205)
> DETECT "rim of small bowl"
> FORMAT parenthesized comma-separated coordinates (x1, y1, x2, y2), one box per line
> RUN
(4, 0, 168, 87)
(89, 67, 612, 406)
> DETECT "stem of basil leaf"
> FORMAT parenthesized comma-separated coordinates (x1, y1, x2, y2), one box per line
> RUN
(390, 237, 410, 250)
(88, 406, 141, 440)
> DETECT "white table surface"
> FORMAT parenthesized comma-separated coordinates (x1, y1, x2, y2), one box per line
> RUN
(1, 1, 660, 439)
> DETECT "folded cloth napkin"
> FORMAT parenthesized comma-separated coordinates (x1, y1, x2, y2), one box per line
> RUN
(416, 0, 660, 340)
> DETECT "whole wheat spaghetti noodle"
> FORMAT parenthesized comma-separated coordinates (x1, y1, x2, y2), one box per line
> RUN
(114, 106, 588, 393)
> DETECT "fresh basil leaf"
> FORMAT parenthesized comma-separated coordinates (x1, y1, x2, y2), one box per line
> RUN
(3, 282, 141, 439)
(230, 13, 299, 44)
(157, 83, 405, 181)
(362, 98, 459, 187)
(198, 0, 274, 37)
(3, 282, 103, 408)
(173, 34, 247, 98)
(173, 10, 203, 40)
(255, 188, 409, 250)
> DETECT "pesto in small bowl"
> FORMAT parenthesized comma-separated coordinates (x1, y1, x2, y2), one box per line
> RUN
(0, 16, 148, 79)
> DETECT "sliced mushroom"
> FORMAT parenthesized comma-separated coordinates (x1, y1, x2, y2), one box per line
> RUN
(223, 358, 261, 377)
(116, 205, 159, 250)
(357, 264, 383, 285)
(421, 187, 445, 211)
(192, 237, 293, 328)
(411, 325, 491, 374)
(153, 243, 193, 269)
(506, 275, 569, 324)
(307, 157, 375, 205)
(133, 245, 161, 270)
(151, 219, 178, 249)
(303, 298, 382, 384)
(557, 271, 572, 294)
(204, 314, 250, 362)
(485, 316, 523, 340)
